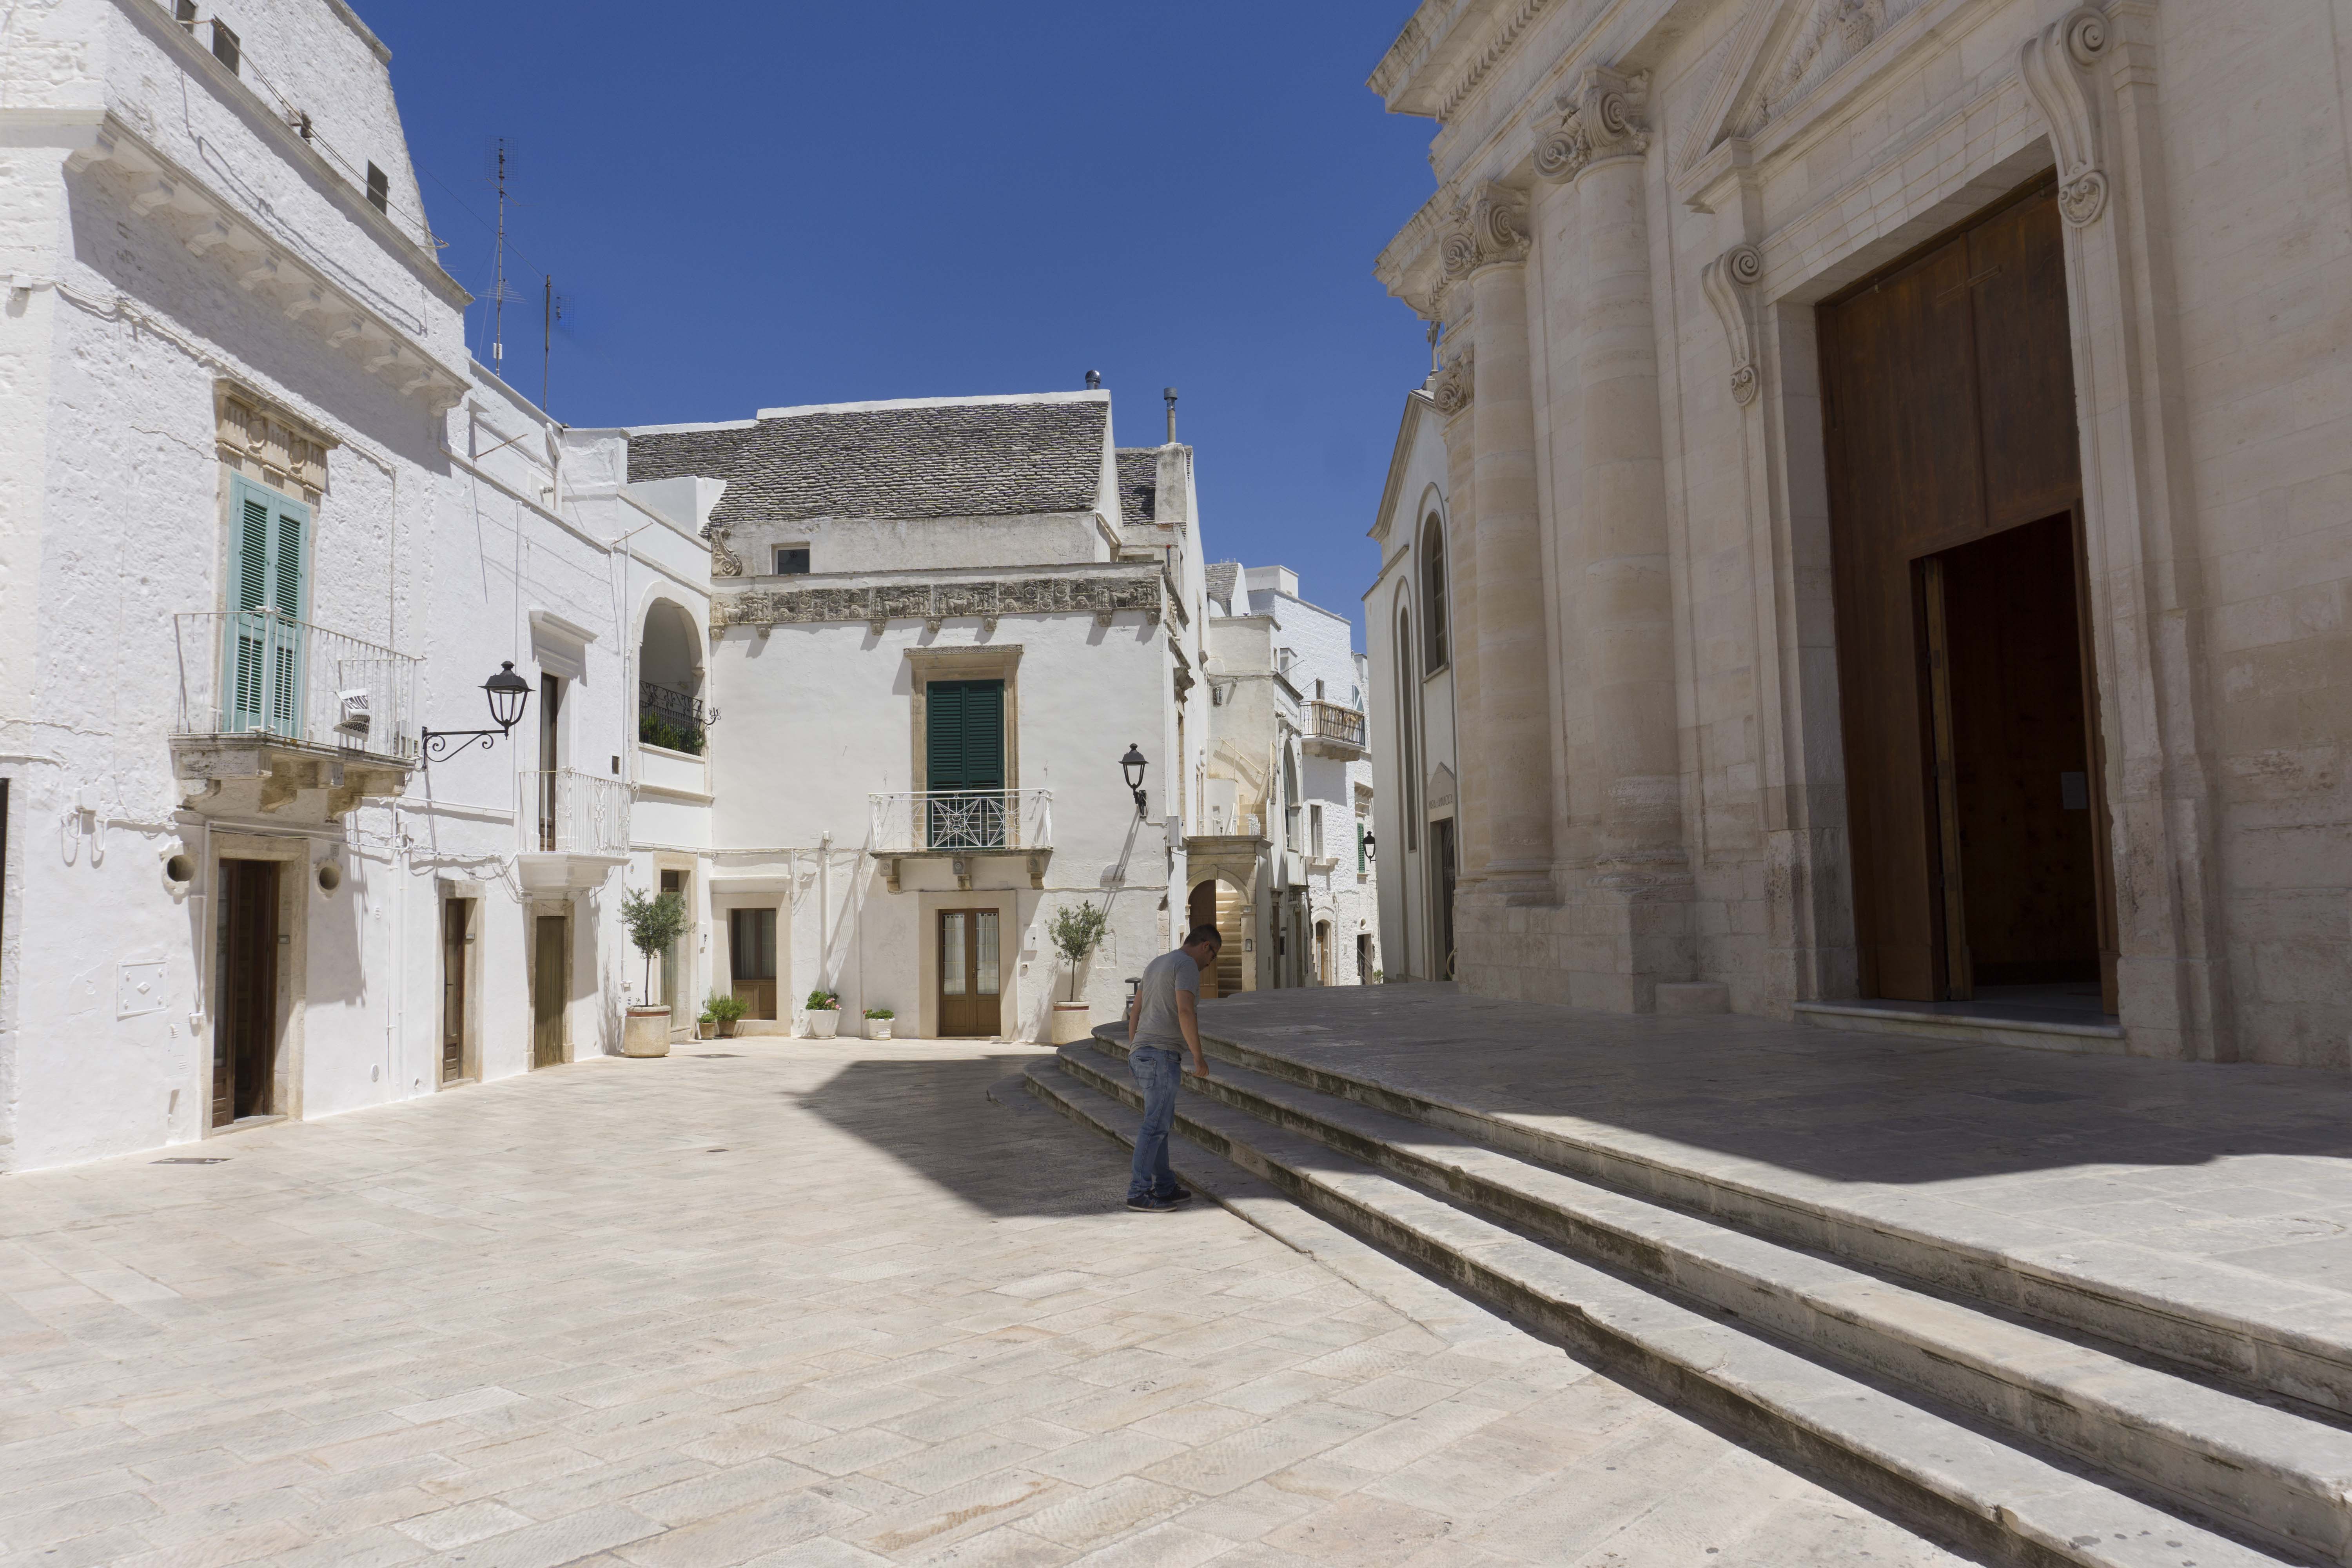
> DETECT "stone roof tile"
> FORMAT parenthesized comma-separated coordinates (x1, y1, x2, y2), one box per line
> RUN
(1115, 448, 1160, 528)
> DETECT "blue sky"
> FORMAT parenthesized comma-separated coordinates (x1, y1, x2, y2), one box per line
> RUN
(373, 2, 1436, 632)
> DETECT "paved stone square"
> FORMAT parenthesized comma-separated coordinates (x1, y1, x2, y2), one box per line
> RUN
(0, 1040, 1963, 1566)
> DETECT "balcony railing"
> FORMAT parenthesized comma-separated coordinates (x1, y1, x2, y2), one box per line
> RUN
(868, 790, 1053, 853)
(639, 681, 712, 755)
(1199, 806, 1261, 838)
(1305, 700, 1367, 751)
(523, 769, 632, 857)
(173, 610, 418, 764)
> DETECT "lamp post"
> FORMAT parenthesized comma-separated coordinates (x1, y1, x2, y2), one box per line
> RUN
(422, 661, 532, 764)
(1120, 743, 1148, 820)
(1364, 831, 1377, 862)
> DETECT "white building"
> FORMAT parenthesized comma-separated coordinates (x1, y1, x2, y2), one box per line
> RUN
(1363, 390, 1461, 983)
(1193, 564, 1380, 993)
(0, 0, 706, 1171)
(619, 392, 1212, 1044)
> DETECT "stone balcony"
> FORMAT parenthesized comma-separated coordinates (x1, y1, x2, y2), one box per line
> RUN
(868, 790, 1053, 892)
(1303, 700, 1368, 760)
(170, 611, 417, 819)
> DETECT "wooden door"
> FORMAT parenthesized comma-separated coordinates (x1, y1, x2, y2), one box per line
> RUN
(1430, 818, 1458, 981)
(533, 914, 567, 1067)
(538, 675, 563, 850)
(730, 906, 777, 1019)
(212, 858, 278, 1127)
(1819, 180, 2109, 1002)
(937, 909, 1002, 1036)
(441, 898, 468, 1084)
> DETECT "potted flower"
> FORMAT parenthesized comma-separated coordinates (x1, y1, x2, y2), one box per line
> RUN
(619, 887, 688, 1057)
(704, 991, 748, 1039)
(1047, 903, 1109, 1045)
(696, 1005, 716, 1039)
(805, 987, 842, 1040)
(864, 1006, 895, 1042)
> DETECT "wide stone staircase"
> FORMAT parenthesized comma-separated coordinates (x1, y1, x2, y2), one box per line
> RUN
(1022, 1025, 2352, 1568)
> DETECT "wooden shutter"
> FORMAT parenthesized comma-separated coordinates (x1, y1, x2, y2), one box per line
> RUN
(225, 477, 311, 735)
(926, 680, 1004, 792)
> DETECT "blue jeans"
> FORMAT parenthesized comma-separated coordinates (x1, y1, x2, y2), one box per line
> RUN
(1127, 1045, 1183, 1201)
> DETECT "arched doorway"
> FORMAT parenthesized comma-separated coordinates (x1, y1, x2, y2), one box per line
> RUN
(1187, 878, 1247, 998)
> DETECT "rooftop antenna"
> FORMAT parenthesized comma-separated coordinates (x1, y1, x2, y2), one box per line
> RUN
(1084, 369, 1101, 390)
(1163, 386, 1179, 444)
(486, 138, 521, 374)
(541, 276, 565, 414)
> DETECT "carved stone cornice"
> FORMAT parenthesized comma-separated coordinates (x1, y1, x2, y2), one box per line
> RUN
(713, 571, 1165, 633)
(1431, 346, 1476, 418)
(2017, 6, 2115, 227)
(1699, 244, 1764, 406)
(1439, 183, 1531, 280)
(1534, 68, 1651, 185)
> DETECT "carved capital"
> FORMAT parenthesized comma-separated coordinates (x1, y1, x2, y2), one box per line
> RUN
(1439, 183, 1530, 279)
(2018, 6, 2114, 227)
(1431, 345, 1475, 417)
(1699, 244, 1764, 406)
(1535, 68, 1650, 184)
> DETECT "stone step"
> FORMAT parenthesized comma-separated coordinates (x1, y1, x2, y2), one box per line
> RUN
(1068, 1034, 2352, 1564)
(1022, 1053, 2292, 1568)
(1183, 1016, 2352, 1422)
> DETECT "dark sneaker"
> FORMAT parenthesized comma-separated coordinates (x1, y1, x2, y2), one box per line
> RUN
(1125, 1193, 1183, 1213)
(1155, 1186, 1194, 1204)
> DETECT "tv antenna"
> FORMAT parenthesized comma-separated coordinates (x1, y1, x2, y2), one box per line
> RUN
(542, 276, 566, 414)
(486, 138, 521, 373)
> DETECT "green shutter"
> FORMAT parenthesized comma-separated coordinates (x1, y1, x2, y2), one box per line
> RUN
(223, 476, 311, 736)
(926, 680, 1004, 792)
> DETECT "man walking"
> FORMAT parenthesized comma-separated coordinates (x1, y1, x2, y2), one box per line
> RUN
(1122, 924, 1218, 1212)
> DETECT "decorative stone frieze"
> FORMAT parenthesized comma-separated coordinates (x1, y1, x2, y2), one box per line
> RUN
(712, 571, 1165, 633)
(1534, 69, 1651, 185)
(1699, 245, 1765, 406)
(1431, 347, 1476, 417)
(1439, 184, 1530, 280)
(2017, 7, 2115, 227)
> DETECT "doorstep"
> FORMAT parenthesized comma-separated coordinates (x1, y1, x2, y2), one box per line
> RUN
(1794, 998, 2127, 1053)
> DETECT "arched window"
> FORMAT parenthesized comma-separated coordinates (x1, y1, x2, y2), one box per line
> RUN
(1420, 513, 1449, 671)
(1396, 604, 1419, 855)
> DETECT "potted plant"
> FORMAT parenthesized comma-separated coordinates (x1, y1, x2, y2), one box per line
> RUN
(864, 1006, 895, 1042)
(1047, 903, 1109, 1045)
(705, 991, 748, 1039)
(619, 887, 688, 1057)
(805, 987, 842, 1040)
(696, 1006, 716, 1040)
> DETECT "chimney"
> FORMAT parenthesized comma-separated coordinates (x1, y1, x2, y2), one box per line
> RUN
(1163, 386, 1179, 443)
(1084, 369, 1101, 390)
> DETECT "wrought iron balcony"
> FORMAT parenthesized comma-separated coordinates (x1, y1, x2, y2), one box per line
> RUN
(1303, 699, 1368, 759)
(867, 790, 1053, 893)
(639, 680, 713, 755)
(171, 611, 419, 815)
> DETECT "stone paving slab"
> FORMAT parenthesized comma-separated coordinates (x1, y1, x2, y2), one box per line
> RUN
(0, 1038, 1966, 1566)
(1187, 985, 2352, 1404)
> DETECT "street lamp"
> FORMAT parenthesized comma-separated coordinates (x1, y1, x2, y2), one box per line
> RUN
(1364, 831, 1377, 862)
(422, 661, 532, 764)
(1120, 743, 1149, 819)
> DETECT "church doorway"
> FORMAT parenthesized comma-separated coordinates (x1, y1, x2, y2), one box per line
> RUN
(1819, 178, 2117, 1011)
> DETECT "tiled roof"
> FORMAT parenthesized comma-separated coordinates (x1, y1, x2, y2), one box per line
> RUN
(1204, 561, 1240, 610)
(628, 400, 1107, 523)
(1115, 449, 1160, 528)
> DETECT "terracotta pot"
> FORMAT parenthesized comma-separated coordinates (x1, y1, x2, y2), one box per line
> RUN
(1051, 1002, 1093, 1045)
(807, 1008, 840, 1040)
(623, 1005, 671, 1058)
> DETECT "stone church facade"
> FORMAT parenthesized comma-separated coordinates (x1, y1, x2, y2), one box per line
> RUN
(1368, 0, 2351, 1066)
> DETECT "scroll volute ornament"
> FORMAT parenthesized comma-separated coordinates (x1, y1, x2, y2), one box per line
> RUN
(1535, 67, 1651, 184)
(1432, 345, 1476, 417)
(1440, 184, 1531, 280)
(2017, 6, 2114, 226)
(1700, 245, 1764, 406)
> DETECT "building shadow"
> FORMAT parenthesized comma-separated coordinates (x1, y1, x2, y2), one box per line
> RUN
(1197, 984, 2352, 1188)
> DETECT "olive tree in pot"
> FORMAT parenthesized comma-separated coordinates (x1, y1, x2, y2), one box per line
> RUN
(619, 888, 688, 1057)
(1048, 903, 1109, 1045)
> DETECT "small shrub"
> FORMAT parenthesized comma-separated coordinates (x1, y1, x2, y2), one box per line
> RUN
(704, 991, 748, 1023)
(864, 1007, 895, 1020)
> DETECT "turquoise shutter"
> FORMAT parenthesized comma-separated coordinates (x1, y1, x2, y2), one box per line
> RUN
(223, 476, 311, 736)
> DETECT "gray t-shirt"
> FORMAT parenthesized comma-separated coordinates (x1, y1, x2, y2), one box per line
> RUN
(1131, 947, 1201, 1052)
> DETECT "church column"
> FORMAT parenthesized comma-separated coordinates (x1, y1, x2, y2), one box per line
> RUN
(1442, 183, 1554, 903)
(1544, 73, 1686, 887)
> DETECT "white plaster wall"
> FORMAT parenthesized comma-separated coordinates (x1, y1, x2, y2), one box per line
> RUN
(726, 513, 1109, 577)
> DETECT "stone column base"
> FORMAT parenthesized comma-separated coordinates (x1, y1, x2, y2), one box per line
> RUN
(1454, 878, 1698, 1013)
